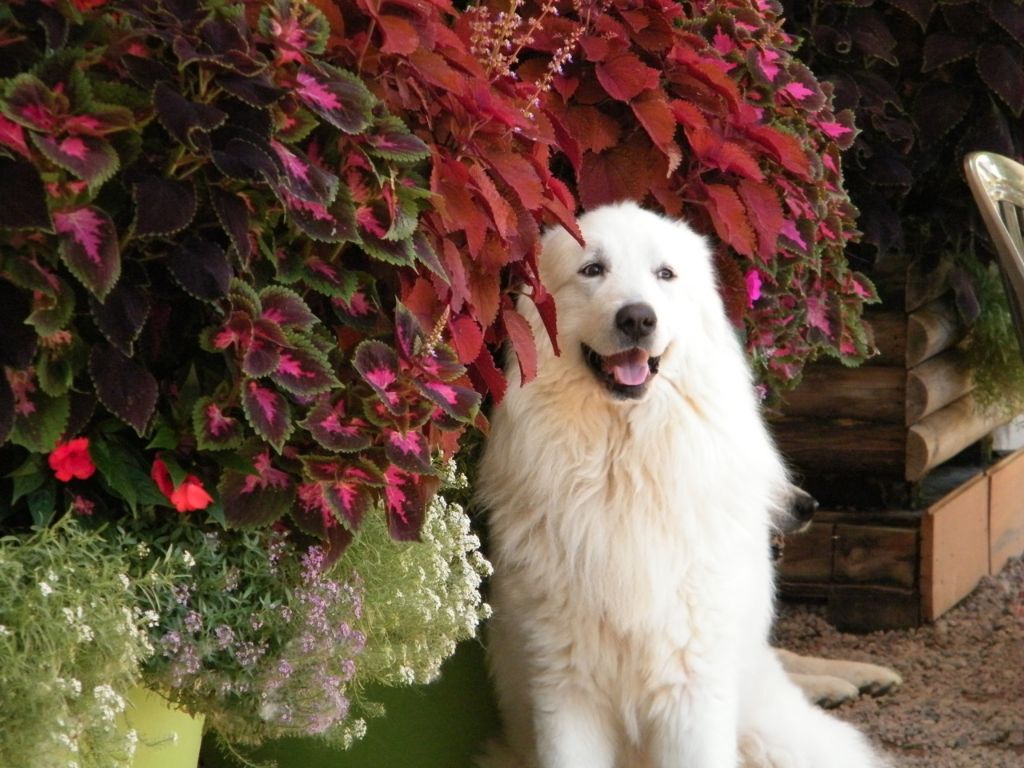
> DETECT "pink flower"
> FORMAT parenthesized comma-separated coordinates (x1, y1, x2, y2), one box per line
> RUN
(745, 269, 763, 308)
(48, 437, 97, 482)
(151, 457, 213, 513)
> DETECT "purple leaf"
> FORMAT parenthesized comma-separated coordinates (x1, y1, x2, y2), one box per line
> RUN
(991, 0, 1024, 46)
(210, 187, 252, 260)
(887, 0, 934, 31)
(88, 279, 151, 355)
(0, 282, 37, 368)
(2, 73, 60, 132)
(394, 302, 424, 361)
(977, 44, 1024, 116)
(302, 459, 378, 530)
(412, 231, 449, 284)
(921, 34, 976, 73)
(0, 158, 51, 229)
(384, 428, 433, 474)
(153, 82, 227, 150)
(259, 286, 316, 328)
(193, 396, 244, 451)
(299, 395, 373, 452)
(244, 318, 289, 377)
(848, 8, 898, 66)
(293, 482, 349, 541)
(415, 378, 481, 423)
(212, 137, 280, 181)
(270, 139, 338, 203)
(166, 236, 232, 301)
(270, 342, 339, 396)
(133, 177, 197, 237)
(31, 133, 118, 189)
(366, 117, 430, 163)
(911, 83, 972, 145)
(220, 456, 296, 529)
(353, 340, 403, 415)
(281, 188, 357, 243)
(217, 72, 285, 107)
(294, 63, 374, 134)
(241, 379, 293, 452)
(88, 344, 158, 436)
(54, 206, 121, 301)
(383, 465, 424, 541)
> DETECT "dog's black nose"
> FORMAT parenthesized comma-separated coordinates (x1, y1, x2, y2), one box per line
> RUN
(791, 487, 818, 523)
(616, 303, 657, 341)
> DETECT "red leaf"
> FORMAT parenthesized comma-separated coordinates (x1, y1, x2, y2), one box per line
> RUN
(743, 124, 811, 180)
(736, 179, 784, 260)
(449, 313, 484, 364)
(688, 128, 764, 181)
(378, 14, 421, 55)
(596, 51, 661, 102)
(472, 345, 507, 404)
(468, 267, 501, 327)
(632, 92, 680, 174)
(502, 306, 537, 385)
(670, 100, 709, 132)
(487, 151, 545, 211)
(703, 183, 756, 258)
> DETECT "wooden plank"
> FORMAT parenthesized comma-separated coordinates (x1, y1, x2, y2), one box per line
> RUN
(905, 348, 974, 425)
(782, 365, 905, 423)
(906, 297, 963, 367)
(905, 393, 1010, 481)
(777, 522, 834, 583)
(773, 418, 906, 475)
(988, 449, 1024, 574)
(833, 524, 918, 589)
(827, 585, 922, 631)
(921, 472, 990, 621)
(864, 309, 907, 367)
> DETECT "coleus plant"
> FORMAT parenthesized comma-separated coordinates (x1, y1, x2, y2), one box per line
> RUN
(461, 0, 876, 387)
(0, 0, 482, 558)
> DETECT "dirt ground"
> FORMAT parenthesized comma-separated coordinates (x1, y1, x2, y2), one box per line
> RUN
(772, 556, 1024, 768)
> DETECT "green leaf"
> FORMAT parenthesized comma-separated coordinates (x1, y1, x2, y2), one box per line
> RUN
(28, 482, 57, 528)
(27, 276, 75, 336)
(146, 422, 179, 450)
(10, 456, 47, 505)
(90, 438, 139, 511)
(10, 392, 69, 453)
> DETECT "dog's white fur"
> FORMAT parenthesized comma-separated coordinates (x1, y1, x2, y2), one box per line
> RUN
(478, 203, 888, 768)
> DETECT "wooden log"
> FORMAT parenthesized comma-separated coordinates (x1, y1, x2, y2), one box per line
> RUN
(864, 309, 906, 367)
(921, 472, 989, 621)
(906, 297, 963, 367)
(905, 349, 974, 425)
(773, 418, 906, 475)
(905, 257, 951, 312)
(833, 524, 918, 589)
(782, 365, 905, 423)
(905, 394, 1011, 481)
(987, 448, 1024, 574)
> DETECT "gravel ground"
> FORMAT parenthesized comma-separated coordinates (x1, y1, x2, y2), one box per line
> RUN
(772, 556, 1024, 768)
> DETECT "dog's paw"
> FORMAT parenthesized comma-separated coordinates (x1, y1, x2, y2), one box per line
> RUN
(788, 672, 860, 708)
(820, 659, 903, 697)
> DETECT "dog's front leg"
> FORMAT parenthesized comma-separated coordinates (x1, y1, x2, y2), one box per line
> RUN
(648, 686, 739, 768)
(534, 686, 616, 768)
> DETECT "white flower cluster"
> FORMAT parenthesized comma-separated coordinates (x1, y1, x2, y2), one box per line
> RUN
(92, 685, 127, 722)
(62, 606, 96, 643)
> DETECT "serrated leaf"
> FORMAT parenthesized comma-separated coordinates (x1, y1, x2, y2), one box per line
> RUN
(212, 137, 281, 181)
(27, 276, 75, 336)
(275, 105, 319, 143)
(217, 72, 285, 107)
(911, 83, 972, 145)
(294, 63, 374, 134)
(89, 279, 150, 356)
(282, 188, 357, 243)
(259, 286, 316, 329)
(384, 428, 433, 474)
(414, 378, 481, 423)
(210, 186, 252, 260)
(270, 341, 339, 396)
(270, 139, 338, 204)
(31, 133, 118, 190)
(10, 391, 69, 453)
(411, 231, 449, 284)
(299, 395, 373, 452)
(921, 33, 976, 73)
(167, 236, 232, 301)
(241, 379, 293, 452)
(0, 158, 51, 230)
(353, 340, 402, 415)
(296, 252, 360, 298)
(244, 318, 289, 377)
(54, 206, 121, 301)
(219, 469, 295, 529)
(360, 233, 415, 266)
(153, 82, 227, 149)
(133, 177, 197, 236)
(37, 349, 74, 397)
(88, 344, 158, 436)
(366, 117, 430, 163)
(976, 44, 1024, 116)
(193, 396, 244, 451)
(383, 465, 424, 541)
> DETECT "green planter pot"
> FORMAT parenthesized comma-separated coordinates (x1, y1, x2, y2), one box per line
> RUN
(119, 688, 205, 768)
(200, 640, 500, 768)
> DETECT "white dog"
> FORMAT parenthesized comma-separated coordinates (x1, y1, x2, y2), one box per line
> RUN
(477, 203, 888, 768)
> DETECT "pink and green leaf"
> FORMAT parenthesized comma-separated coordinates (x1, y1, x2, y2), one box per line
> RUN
(299, 395, 373, 452)
(192, 396, 244, 451)
(54, 206, 121, 301)
(270, 340, 339, 396)
(294, 63, 374, 134)
(240, 379, 294, 453)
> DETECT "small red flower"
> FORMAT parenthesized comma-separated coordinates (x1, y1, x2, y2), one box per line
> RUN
(151, 457, 213, 513)
(48, 437, 97, 482)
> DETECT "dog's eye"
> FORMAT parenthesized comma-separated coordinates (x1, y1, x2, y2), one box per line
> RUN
(579, 262, 606, 278)
(657, 267, 676, 281)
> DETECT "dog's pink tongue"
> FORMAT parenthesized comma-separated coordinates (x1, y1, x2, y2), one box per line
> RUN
(604, 349, 651, 386)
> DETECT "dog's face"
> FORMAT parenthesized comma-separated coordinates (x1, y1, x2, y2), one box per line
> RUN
(538, 203, 720, 400)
